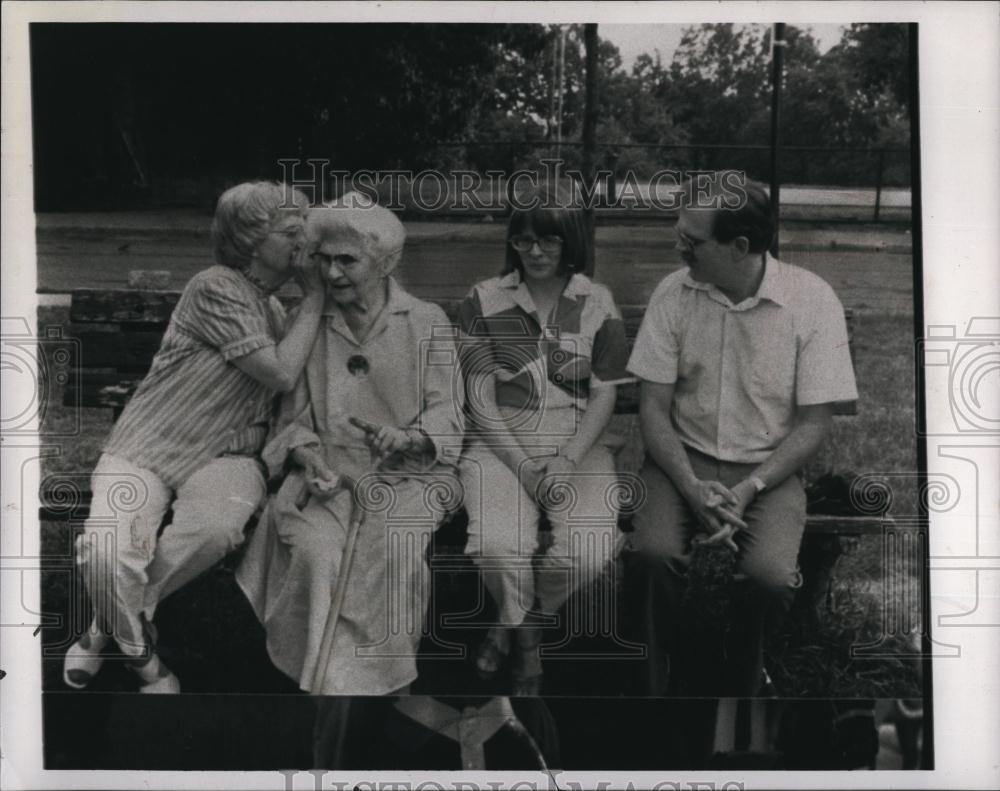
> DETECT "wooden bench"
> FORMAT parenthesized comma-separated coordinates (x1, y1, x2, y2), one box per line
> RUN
(60, 289, 858, 419)
(44, 284, 892, 621)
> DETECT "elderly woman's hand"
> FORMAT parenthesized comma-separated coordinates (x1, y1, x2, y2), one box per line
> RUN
(370, 426, 415, 459)
(349, 417, 433, 464)
(305, 459, 342, 500)
(291, 446, 342, 500)
(293, 245, 325, 295)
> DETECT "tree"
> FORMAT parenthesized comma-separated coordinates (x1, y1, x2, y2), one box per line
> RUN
(833, 24, 909, 108)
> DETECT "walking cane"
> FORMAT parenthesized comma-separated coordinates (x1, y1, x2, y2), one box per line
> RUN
(310, 417, 418, 693)
(311, 474, 366, 693)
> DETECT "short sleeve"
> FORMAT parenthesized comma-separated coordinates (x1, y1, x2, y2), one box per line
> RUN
(589, 291, 632, 387)
(413, 303, 465, 468)
(795, 284, 859, 406)
(626, 280, 680, 384)
(175, 273, 276, 361)
(456, 288, 497, 379)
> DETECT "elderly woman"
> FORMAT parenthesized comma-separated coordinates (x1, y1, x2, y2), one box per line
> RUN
(457, 183, 631, 696)
(63, 181, 325, 693)
(236, 194, 463, 696)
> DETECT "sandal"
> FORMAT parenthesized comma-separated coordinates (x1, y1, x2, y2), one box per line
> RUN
(475, 627, 511, 680)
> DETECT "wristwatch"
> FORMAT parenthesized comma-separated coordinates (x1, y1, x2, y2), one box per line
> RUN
(749, 475, 767, 495)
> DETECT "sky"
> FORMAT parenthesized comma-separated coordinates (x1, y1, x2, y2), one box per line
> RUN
(601, 23, 847, 71)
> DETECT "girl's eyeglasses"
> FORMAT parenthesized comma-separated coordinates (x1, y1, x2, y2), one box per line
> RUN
(509, 234, 564, 254)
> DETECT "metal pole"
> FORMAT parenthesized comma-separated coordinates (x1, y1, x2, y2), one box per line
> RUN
(904, 23, 933, 772)
(549, 27, 558, 143)
(556, 26, 567, 162)
(769, 23, 786, 258)
(874, 148, 885, 222)
(582, 23, 599, 276)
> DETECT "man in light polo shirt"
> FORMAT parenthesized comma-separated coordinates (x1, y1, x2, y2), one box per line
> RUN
(623, 174, 858, 696)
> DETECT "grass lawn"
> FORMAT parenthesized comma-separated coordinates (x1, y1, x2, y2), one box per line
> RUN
(36, 306, 923, 698)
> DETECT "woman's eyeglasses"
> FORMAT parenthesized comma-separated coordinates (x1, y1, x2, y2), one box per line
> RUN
(508, 234, 564, 254)
(269, 226, 304, 241)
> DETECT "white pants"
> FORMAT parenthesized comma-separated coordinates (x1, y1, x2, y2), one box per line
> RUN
(76, 453, 265, 657)
(459, 442, 620, 626)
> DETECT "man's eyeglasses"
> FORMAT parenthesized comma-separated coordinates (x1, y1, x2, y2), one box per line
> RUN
(509, 234, 564, 254)
(676, 230, 712, 249)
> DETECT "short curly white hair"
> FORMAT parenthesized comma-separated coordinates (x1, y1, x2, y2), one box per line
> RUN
(211, 181, 309, 269)
(306, 191, 406, 275)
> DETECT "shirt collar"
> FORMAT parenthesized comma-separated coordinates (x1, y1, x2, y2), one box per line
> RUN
(498, 269, 537, 320)
(385, 275, 418, 314)
(754, 253, 789, 307)
(562, 272, 593, 299)
(499, 270, 592, 318)
(322, 276, 418, 346)
(682, 252, 789, 309)
(498, 270, 521, 290)
(499, 270, 590, 292)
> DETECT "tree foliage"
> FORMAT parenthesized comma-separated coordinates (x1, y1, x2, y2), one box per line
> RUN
(461, 22, 909, 182)
(30, 22, 911, 208)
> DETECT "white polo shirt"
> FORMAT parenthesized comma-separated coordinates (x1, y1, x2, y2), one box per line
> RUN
(627, 254, 858, 464)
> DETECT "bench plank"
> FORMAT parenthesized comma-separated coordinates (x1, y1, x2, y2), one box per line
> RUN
(65, 371, 145, 410)
(70, 288, 181, 323)
(68, 325, 166, 371)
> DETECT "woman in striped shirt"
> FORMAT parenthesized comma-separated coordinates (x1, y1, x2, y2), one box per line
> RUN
(63, 181, 326, 693)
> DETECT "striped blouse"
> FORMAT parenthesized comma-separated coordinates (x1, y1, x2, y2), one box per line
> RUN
(103, 265, 286, 489)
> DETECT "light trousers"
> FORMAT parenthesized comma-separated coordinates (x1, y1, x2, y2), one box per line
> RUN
(459, 441, 620, 625)
(76, 453, 265, 657)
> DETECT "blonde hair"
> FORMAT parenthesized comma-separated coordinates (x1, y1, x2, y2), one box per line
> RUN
(211, 181, 309, 269)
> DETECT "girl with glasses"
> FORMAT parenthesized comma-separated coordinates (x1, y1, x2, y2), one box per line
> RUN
(457, 182, 631, 696)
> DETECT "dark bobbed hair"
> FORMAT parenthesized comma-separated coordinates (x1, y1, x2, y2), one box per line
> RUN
(503, 181, 590, 277)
